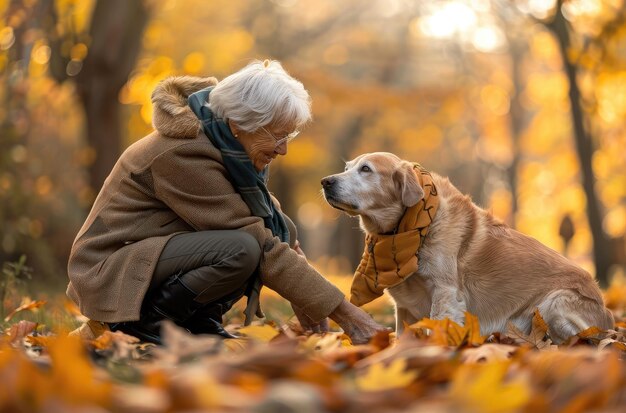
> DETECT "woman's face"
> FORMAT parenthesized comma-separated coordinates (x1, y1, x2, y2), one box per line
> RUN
(229, 121, 294, 172)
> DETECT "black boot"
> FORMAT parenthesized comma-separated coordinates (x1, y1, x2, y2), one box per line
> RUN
(180, 302, 238, 339)
(110, 275, 203, 345)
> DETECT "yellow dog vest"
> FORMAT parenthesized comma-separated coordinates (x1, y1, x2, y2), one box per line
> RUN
(350, 164, 439, 307)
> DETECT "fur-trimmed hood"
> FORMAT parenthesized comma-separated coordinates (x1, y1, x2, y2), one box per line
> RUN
(151, 75, 218, 138)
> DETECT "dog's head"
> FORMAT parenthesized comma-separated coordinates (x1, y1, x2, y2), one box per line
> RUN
(321, 152, 424, 234)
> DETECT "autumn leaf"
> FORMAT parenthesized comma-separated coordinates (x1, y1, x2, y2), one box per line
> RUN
(6, 320, 37, 346)
(355, 358, 418, 391)
(464, 312, 486, 346)
(450, 361, 531, 413)
(577, 326, 603, 338)
(411, 312, 485, 347)
(4, 299, 47, 322)
(25, 335, 54, 348)
(506, 309, 556, 350)
(47, 334, 112, 407)
(412, 317, 458, 346)
(598, 337, 626, 351)
(237, 324, 281, 342)
(223, 337, 250, 353)
(63, 299, 88, 322)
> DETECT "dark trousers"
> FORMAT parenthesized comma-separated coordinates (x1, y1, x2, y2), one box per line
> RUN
(147, 230, 261, 318)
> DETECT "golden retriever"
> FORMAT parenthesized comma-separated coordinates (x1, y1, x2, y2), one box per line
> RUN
(321, 152, 614, 343)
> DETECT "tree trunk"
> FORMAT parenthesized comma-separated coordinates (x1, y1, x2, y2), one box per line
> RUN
(75, 0, 150, 193)
(505, 39, 527, 229)
(545, 3, 612, 286)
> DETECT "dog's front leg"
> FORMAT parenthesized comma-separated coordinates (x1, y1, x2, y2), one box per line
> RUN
(395, 306, 419, 335)
(430, 286, 466, 325)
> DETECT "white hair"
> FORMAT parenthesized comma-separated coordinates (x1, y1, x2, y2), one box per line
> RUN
(208, 60, 312, 133)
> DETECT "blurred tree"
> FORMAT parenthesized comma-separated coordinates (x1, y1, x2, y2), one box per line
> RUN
(0, 0, 57, 271)
(0, 0, 150, 282)
(542, 0, 626, 286)
(77, 0, 149, 192)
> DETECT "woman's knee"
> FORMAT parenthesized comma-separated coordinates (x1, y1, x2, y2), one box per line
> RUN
(214, 231, 260, 281)
(231, 231, 261, 276)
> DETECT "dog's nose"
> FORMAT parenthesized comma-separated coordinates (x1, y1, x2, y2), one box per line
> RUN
(321, 176, 336, 189)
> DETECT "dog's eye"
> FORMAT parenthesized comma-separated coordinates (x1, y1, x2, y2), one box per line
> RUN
(360, 165, 371, 173)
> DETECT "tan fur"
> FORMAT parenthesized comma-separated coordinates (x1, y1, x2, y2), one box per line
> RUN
(322, 152, 614, 343)
(151, 76, 218, 139)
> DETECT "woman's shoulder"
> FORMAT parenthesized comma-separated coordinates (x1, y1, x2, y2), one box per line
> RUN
(121, 131, 221, 171)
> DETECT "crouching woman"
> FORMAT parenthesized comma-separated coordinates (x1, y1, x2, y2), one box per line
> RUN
(67, 60, 384, 344)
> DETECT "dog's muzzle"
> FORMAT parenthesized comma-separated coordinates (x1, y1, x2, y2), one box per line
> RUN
(321, 176, 357, 211)
(321, 176, 336, 193)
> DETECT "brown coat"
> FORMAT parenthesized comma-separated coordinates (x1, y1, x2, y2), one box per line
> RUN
(67, 76, 344, 323)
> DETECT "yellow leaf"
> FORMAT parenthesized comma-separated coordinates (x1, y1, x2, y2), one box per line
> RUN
(4, 299, 47, 322)
(450, 361, 531, 413)
(464, 312, 486, 346)
(355, 358, 418, 391)
(237, 325, 280, 342)
(223, 338, 249, 353)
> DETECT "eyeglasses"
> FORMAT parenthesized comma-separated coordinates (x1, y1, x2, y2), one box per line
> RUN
(259, 126, 300, 148)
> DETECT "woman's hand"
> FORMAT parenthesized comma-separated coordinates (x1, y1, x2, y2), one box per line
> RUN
(328, 298, 387, 344)
(292, 303, 330, 333)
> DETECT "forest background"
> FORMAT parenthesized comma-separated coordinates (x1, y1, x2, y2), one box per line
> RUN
(1, 0, 626, 304)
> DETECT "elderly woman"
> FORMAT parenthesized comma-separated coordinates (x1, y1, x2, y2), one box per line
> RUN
(67, 60, 384, 344)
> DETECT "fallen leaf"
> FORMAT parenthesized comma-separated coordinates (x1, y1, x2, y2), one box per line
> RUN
(577, 326, 603, 338)
(25, 335, 54, 348)
(300, 332, 348, 354)
(223, 337, 250, 353)
(369, 330, 391, 350)
(598, 337, 626, 351)
(4, 300, 47, 322)
(6, 320, 37, 346)
(47, 333, 112, 407)
(410, 312, 485, 347)
(450, 360, 531, 413)
(355, 358, 418, 391)
(237, 324, 280, 342)
(153, 320, 222, 364)
(506, 310, 556, 350)
(63, 299, 88, 322)
(355, 332, 452, 370)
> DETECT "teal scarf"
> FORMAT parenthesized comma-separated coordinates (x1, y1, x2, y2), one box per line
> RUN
(188, 86, 289, 243)
(188, 86, 289, 325)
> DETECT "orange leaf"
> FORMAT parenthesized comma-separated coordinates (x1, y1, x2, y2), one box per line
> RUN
(413, 318, 453, 346)
(577, 326, 603, 338)
(464, 312, 486, 346)
(4, 300, 47, 322)
(25, 335, 54, 347)
(412, 312, 485, 347)
(47, 334, 112, 406)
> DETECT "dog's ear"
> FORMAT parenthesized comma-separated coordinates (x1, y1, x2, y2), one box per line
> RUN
(393, 162, 424, 207)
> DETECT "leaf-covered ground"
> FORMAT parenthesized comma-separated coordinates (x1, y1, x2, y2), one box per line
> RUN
(2, 276, 626, 413)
